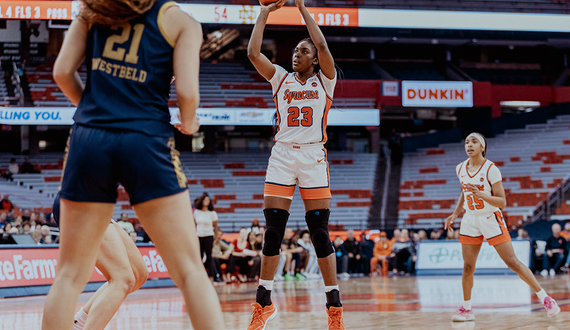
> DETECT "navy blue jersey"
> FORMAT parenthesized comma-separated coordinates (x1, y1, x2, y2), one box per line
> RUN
(74, 0, 178, 137)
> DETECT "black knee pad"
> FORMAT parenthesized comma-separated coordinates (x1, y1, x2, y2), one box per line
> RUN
(306, 209, 334, 258)
(262, 208, 289, 256)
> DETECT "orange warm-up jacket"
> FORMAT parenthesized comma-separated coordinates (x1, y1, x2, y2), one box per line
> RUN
(373, 241, 392, 257)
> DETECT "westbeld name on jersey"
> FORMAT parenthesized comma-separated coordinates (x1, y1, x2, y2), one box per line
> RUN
(92, 58, 148, 83)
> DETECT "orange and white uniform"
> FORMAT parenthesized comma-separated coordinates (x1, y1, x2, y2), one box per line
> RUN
(264, 64, 336, 200)
(456, 159, 511, 246)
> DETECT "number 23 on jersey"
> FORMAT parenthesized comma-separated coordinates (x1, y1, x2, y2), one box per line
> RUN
(287, 106, 313, 127)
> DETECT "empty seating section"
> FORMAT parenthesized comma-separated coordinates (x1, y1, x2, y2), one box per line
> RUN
(377, 61, 446, 81)
(26, 61, 376, 109)
(0, 71, 11, 106)
(337, 61, 381, 80)
(399, 115, 570, 230)
(323, 0, 569, 14)
(1, 152, 377, 231)
(462, 68, 549, 85)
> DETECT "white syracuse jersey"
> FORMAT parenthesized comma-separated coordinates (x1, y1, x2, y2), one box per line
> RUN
(268, 65, 336, 144)
(456, 159, 502, 215)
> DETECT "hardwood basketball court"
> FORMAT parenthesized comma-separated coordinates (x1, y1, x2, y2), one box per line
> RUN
(1, 275, 568, 329)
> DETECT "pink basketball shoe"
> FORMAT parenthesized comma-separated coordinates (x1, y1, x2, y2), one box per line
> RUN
(452, 306, 474, 322)
(543, 296, 560, 317)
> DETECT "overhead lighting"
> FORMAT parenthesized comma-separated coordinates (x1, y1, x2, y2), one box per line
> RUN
(500, 101, 541, 108)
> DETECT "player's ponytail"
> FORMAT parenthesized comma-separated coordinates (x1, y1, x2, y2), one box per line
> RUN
(79, 0, 155, 26)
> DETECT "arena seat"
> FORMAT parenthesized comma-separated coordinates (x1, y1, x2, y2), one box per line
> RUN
(1, 152, 377, 232)
(25, 61, 376, 110)
(398, 114, 570, 230)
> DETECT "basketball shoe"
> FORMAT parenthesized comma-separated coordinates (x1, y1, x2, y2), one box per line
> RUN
(543, 296, 560, 317)
(326, 306, 345, 330)
(452, 306, 474, 322)
(247, 302, 277, 330)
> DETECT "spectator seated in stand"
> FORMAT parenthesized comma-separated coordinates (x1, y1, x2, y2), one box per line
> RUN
(22, 221, 32, 235)
(20, 157, 35, 174)
(359, 232, 374, 276)
(31, 230, 42, 245)
(541, 223, 566, 277)
(129, 231, 139, 243)
(370, 231, 392, 277)
(247, 218, 262, 234)
(246, 231, 262, 281)
(229, 227, 258, 283)
(1, 195, 13, 212)
(0, 212, 7, 227)
(343, 229, 365, 275)
(333, 236, 349, 279)
(3, 158, 19, 181)
(297, 230, 320, 279)
(560, 223, 570, 273)
(389, 229, 417, 276)
(213, 229, 235, 284)
(281, 228, 305, 281)
(116, 213, 135, 233)
(40, 225, 53, 244)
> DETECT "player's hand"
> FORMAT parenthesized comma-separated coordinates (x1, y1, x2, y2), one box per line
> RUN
(465, 183, 482, 197)
(175, 113, 200, 135)
(260, 0, 286, 13)
(295, 0, 305, 9)
(445, 214, 457, 232)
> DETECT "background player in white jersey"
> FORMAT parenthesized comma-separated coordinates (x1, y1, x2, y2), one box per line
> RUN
(246, 0, 344, 329)
(445, 132, 559, 322)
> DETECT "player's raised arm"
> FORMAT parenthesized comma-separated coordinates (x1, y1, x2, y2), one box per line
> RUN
(53, 18, 89, 105)
(296, 0, 335, 79)
(164, 8, 203, 135)
(247, 0, 286, 81)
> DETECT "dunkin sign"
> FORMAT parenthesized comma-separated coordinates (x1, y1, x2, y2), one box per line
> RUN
(402, 81, 473, 107)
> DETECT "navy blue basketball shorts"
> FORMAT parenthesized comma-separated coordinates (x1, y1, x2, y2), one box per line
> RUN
(59, 124, 188, 205)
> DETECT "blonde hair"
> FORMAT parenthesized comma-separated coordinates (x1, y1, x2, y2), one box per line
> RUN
(79, 0, 155, 26)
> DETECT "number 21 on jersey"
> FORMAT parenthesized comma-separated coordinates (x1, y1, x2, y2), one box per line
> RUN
(102, 23, 145, 64)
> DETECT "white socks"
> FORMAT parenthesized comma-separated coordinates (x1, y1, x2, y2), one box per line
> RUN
(536, 289, 548, 304)
(259, 279, 274, 291)
(325, 285, 339, 293)
(463, 300, 471, 311)
(72, 308, 88, 330)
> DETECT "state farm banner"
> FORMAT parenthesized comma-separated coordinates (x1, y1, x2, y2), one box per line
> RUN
(416, 240, 530, 271)
(402, 81, 473, 107)
(0, 246, 169, 288)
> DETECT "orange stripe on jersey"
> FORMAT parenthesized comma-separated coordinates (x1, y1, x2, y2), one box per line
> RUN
(487, 211, 511, 246)
(320, 97, 333, 143)
(459, 234, 484, 245)
(316, 73, 333, 100)
(323, 148, 330, 186)
(299, 187, 332, 200)
(273, 73, 289, 99)
(264, 183, 295, 198)
(294, 72, 317, 85)
(486, 163, 495, 195)
(465, 159, 487, 178)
